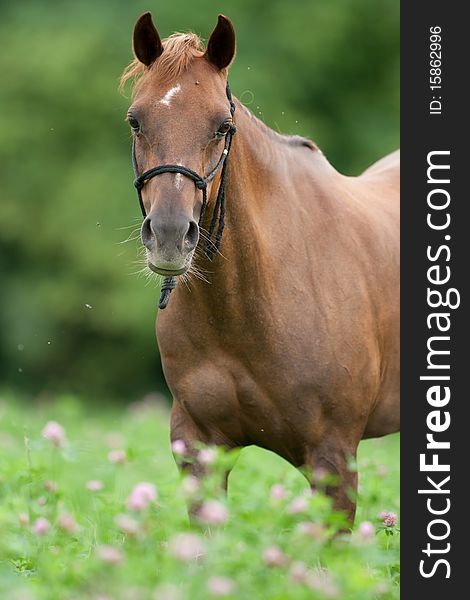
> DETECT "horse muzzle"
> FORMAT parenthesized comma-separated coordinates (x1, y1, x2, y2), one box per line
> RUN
(141, 213, 198, 275)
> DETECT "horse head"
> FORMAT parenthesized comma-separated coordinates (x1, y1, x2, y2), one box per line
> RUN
(123, 13, 236, 277)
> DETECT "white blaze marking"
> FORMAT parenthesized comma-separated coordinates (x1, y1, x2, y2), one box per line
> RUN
(159, 84, 181, 106)
(175, 173, 183, 190)
(174, 159, 183, 190)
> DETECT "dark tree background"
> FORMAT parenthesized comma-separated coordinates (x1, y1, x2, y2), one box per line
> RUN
(0, 0, 399, 401)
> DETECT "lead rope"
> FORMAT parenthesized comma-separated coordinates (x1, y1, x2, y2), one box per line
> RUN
(132, 82, 236, 310)
(158, 276, 178, 309)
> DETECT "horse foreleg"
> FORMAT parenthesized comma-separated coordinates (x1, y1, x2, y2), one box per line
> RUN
(304, 436, 359, 524)
(170, 401, 234, 518)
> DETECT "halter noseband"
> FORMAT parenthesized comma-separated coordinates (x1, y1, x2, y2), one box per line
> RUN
(131, 82, 236, 309)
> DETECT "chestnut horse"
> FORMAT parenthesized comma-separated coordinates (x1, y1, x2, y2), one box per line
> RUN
(122, 13, 400, 522)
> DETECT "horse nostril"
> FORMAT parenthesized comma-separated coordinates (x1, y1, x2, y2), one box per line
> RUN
(141, 217, 154, 249)
(184, 220, 199, 251)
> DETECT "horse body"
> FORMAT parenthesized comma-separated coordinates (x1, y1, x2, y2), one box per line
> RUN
(157, 103, 399, 518)
(123, 13, 399, 521)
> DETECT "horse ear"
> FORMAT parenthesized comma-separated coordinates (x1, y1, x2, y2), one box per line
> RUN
(205, 14, 236, 70)
(133, 12, 163, 66)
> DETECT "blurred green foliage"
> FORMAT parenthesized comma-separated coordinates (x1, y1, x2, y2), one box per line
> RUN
(0, 0, 399, 400)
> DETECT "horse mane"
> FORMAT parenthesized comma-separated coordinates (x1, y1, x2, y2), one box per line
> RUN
(237, 102, 318, 152)
(120, 32, 204, 95)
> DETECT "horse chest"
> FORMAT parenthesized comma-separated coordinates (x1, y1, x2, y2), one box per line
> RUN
(162, 341, 334, 449)
(159, 295, 380, 448)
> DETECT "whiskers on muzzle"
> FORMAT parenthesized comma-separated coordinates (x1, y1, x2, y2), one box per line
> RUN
(129, 245, 212, 290)
(122, 216, 223, 293)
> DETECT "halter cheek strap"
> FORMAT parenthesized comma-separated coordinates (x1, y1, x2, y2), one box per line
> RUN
(131, 82, 236, 309)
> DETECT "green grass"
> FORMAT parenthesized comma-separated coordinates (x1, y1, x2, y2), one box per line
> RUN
(0, 394, 399, 600)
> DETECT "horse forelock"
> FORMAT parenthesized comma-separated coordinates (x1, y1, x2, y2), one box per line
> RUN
(120, 32, 205, 95)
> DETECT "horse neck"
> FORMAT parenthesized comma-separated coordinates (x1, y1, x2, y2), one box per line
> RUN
(191, 101, 315, 306)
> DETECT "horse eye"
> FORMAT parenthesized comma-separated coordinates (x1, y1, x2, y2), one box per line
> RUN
(128, 116, 140, 132)
(215, 119, 232, 137)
